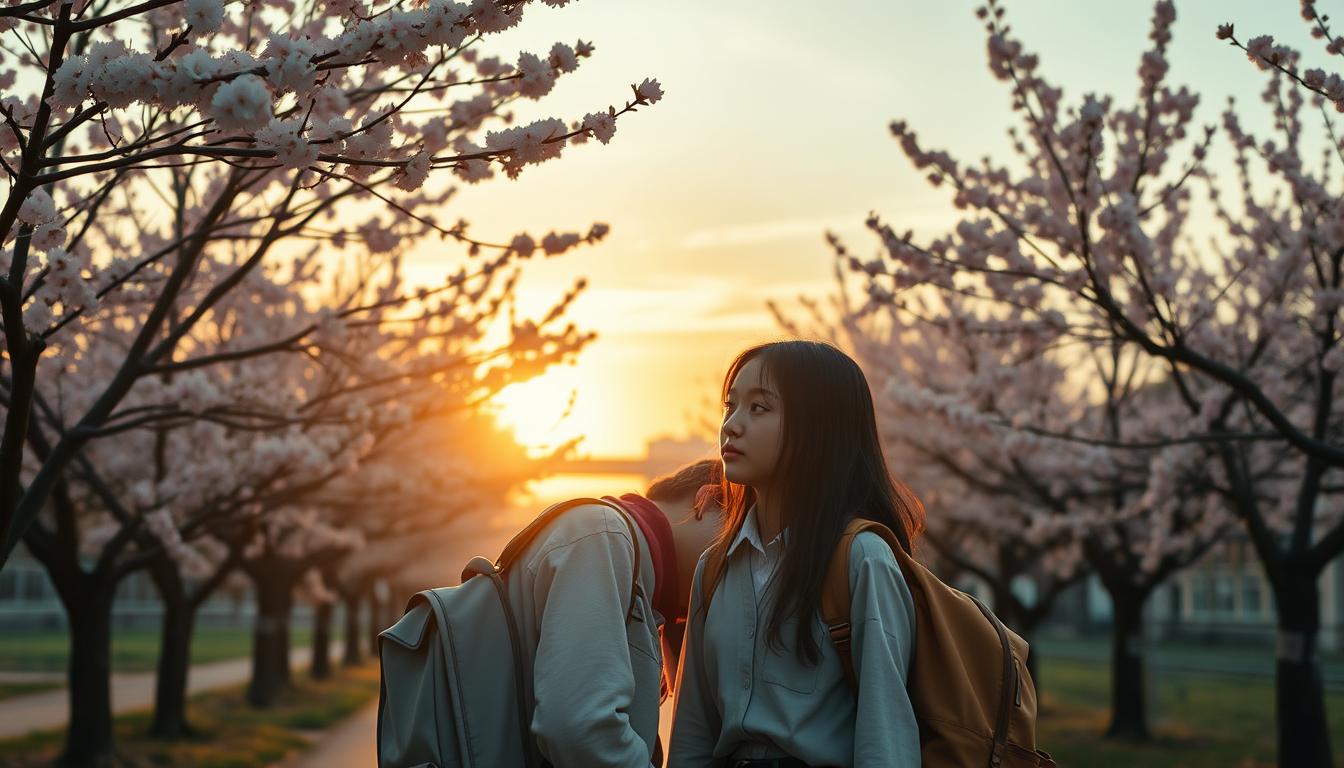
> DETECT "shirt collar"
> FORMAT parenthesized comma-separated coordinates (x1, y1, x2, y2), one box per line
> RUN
(727, 505, 784, 558)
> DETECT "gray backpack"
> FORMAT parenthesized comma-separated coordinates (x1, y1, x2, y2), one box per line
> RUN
(376, 498, 643, 768)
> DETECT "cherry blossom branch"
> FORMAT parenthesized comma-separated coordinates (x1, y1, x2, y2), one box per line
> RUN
(1, 168, 245, 564)
(0, 0, 69, 19)
(69, 0, 184, 32)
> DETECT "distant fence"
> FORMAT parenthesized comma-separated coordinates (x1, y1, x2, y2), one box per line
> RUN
(1036, 636, 1344, 692)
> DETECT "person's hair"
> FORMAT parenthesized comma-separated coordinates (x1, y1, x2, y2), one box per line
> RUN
(647, 458, 723, 519)
(717, 339, 925, 663)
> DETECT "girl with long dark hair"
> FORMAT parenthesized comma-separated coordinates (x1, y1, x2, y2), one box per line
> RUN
(668, 340, 925, 768)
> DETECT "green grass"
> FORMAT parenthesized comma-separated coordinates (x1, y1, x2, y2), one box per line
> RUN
(5, 628, 1342, 766)
(0, 626, 319, 674)
(0, 681, 60, 699)
(1038, 655, 1344, 767)
(1036, 635, 1344, 674)
(0, 663, 379, 768)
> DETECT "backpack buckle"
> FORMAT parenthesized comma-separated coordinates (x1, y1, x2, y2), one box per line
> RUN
(827, 621, 851, 646)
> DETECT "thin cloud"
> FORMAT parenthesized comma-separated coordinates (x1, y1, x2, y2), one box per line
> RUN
(678, 201, 961, 251)
(679, 212, 871, 250)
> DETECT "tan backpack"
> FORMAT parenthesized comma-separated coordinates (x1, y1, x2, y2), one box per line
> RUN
(701, 518, 1055, 768)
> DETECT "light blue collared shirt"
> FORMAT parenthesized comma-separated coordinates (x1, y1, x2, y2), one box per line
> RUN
(732, 506, 786, 596)
(668, 510, 921, 767)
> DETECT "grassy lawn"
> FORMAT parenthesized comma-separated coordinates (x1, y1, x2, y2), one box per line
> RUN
(0, 662, 379, 768)
(1036, 635, 1344, 675)
(0, 626, 319, 674)
(4, 629, 1342, 767)
(0, 681, 61, 699)
(1038, 655, 1344, 767)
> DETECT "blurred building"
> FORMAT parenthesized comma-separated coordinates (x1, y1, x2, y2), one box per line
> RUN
(645, 436, 717, 475)
(1157, 540, 1342, 652)
(0, 547, 259, 632)
(557, 435, 716, 479)
(0, 549, 58, 631)
(1036, 540, 1344, 653)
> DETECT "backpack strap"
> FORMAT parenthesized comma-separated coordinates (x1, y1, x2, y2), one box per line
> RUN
(818, 517, 907, 692)
(454, 564, 541, 768)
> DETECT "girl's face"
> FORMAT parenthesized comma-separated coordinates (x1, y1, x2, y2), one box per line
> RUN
(720, 356, 784, 489)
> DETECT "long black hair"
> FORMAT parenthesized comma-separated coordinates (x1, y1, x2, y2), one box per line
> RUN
(718, 339, 925, 663)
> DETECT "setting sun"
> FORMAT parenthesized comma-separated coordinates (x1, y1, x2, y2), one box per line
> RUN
(489, 365, 586, 454)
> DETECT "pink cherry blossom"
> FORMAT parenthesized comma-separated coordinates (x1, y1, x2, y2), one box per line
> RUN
(515, 52, 557, 99)
(209, 74, 273, 131)
(393, 150, 432, 191)
(17, 189, 57, 226)
(254, 118, 318, 170)
(581, 111, 616, 143)
(549, 42, 579, 73)
(635, 77, 663, 104)
(184, 0, 225, 33)
(263, 34, 318, 94)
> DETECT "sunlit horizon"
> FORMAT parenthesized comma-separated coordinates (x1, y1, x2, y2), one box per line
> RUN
(417, 0, 1300, 458)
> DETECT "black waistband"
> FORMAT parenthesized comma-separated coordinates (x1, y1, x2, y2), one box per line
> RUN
(728, 759, 812, 768)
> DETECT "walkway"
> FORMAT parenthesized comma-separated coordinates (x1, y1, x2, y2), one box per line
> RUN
(0, 648, 312, 740)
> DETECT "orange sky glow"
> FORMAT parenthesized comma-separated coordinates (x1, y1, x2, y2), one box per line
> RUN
(398, 0, 1301, 458)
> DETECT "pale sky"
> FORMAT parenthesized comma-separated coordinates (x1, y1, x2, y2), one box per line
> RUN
(405, 0, 1303, 457)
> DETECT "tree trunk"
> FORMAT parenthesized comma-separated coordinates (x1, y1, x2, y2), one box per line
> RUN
(1272, 567, 1334, 768)
(1015, 621, 1039, 685)
(147, 548, 239, 738)
(148, 562, 196, 738)
(247, 570, 296, 707)
(60, 580, 116, 767)
(24, 516, 128, 767)
(342, 592, 362, 666)
(1105, 583, 1149, 740)
(366, 589, 381, 660)
(989, 584, 1041, 684)
(311, 600, 333, 680)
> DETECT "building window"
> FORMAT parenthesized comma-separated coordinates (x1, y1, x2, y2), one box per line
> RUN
(1192, 572, 1212, 616)
(1242, 574, 1263, 619)
(0, 569, 17, 602)
(1166, 582, 1183, 622)
(22, 571, 48, 602)
(120, 573, 149, 604)
(1214, 574, 1236, 616)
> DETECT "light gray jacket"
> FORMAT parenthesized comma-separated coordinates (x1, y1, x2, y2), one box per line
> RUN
(506, 502, 662, 768)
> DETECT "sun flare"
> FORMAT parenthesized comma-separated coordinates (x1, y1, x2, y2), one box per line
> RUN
(489, 366, 587, 454)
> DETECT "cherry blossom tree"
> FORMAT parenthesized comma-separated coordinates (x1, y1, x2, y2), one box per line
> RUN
(773, 291, 1092, 672)
(838, 1, 1344, 761)
(0, 0, 662, 577)
(0, 0, 657, 756)
(852, 303, 1231, 737)
(19, 237, 584, 760)
(25, 241, 588, 758)
(847, 314, 1090, 663)
(783, 280, 1234, 730)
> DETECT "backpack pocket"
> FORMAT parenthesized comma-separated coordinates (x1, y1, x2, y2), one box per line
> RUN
(1003, 743, 1055, 767)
